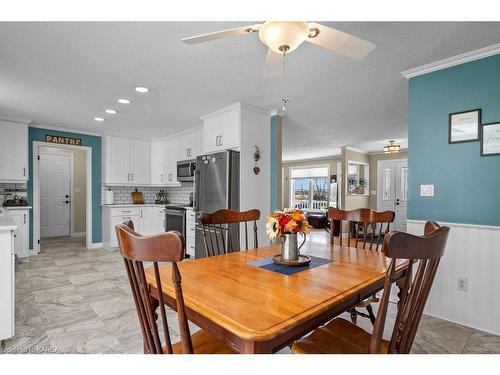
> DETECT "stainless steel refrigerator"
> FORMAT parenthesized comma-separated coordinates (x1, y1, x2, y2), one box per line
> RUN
(194, 150, 240, 258)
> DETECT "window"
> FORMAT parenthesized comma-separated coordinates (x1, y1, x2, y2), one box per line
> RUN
(290, 166, 330, 211)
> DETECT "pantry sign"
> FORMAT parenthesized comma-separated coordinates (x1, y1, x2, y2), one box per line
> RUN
(45, 135, 82, 146)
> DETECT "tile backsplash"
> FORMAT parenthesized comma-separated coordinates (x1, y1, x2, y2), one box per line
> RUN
(101, 183, 194, 205)
(0, 183, 28, 205)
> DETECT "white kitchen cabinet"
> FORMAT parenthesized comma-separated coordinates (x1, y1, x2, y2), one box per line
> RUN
(103, 205, 165, 248)
(104, 136, 130, 184)
(164, 137, 180, 184)
(152, 207, 166, 234)
(185, 208, 196, 258)
(179, 127, 202, 161)
(103, 206, 140, 248)
(0, 121, 28, 182)
(0, 231, 15, 343)
(8, 209, 29, 259)
(151, 139, 168, 185)
(103, 136, 151, 185)
(202, 105, 241, 153)
(129, 139, 151, 185)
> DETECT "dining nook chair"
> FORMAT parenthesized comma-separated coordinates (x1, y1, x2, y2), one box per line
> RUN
(115, 221, 236, 354)
(328, 208, 395, 324)
(199, 209, 260, 257)
(291, 221, 450, 354)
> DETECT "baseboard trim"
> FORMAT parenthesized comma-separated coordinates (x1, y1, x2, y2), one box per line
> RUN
(87, 242, 102, 249)
(71, 232, 86, 238)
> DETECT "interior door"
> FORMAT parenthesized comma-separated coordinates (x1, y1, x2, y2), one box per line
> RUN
(377, 159, 408, 232)
(40, 153, 71, 238)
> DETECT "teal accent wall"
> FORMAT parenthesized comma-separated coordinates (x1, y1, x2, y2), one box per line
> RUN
(28, 127, 102, 247)
(408, 54, 500, 226)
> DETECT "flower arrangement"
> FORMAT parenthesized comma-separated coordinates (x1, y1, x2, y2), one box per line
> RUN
(266, 209, 311, 240)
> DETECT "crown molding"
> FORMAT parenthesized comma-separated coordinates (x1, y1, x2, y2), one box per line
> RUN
(401, 43, 500, 79)
(341, 146, 368, 154)
(0, 117, 32, 125)
(30, 123, 102, 137)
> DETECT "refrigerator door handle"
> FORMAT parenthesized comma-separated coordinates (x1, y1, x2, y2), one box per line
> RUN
(194, 168, 200, 211)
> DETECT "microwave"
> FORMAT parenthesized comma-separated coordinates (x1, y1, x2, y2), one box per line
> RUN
(176, 159, 196, 182)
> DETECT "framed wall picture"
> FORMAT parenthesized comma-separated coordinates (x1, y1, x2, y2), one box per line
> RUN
(448, 109, 481, 144)
(481, 122, 500, 156)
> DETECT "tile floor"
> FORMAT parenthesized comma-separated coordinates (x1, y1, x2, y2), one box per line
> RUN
(2, 234, 500, 354)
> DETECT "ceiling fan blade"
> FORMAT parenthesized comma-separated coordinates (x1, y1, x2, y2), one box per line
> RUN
(306, 22, 375, 60)
(263, 49, 283, 77)
(182, 24, 262, 45)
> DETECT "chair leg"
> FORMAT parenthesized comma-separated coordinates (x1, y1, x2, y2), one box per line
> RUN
(350, 308, 358, 325)
(366, 304, 376, 325)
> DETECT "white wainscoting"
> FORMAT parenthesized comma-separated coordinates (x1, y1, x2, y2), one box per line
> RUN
(407, 220, 500, 336)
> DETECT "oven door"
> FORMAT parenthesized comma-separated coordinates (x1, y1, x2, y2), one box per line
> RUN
(177, 161, 195, 182)
(165, 209, 186, 237)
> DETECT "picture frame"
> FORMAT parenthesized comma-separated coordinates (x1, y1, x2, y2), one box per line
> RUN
(448, 108, 481, 144)
(481, 122, 500, 157)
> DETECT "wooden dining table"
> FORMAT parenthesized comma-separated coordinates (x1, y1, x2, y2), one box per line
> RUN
(144, 240, 407, 354)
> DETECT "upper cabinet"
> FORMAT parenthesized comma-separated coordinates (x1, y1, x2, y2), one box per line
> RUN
(150, 136, 180, 186)
(103, 135, 150, 185)
(0, 121, 28, 182)
(179, 127, 202, 161)
(202, 106, 241, 154)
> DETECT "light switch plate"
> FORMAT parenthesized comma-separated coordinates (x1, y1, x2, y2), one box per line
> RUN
(420, 184, 434, 197)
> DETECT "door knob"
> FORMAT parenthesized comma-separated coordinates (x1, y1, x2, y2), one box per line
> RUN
(65, 195, 69, 198)
(64, 201, 69, 204)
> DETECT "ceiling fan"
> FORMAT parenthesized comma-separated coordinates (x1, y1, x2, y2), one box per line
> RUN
(182, 21, 376, 76)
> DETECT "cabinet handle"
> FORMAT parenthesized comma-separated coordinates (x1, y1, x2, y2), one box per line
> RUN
(131, 173, 134, 181)
(122, 216, 131, 220)
(215, 136, 219, 146)
(127, 173, 130, 181)
(23, 167, 26, 177)
(219, 135, 223, 146)
(24, 214, 26, 224)
(160, 173, 163, 182)
(140, 210, 143, 219)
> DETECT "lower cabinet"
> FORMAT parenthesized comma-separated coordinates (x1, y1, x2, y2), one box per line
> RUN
(0, 229, 15, 342)
(103, 205, 165, 249)
(185, 208, 196, 258)
(8, 209, 29, 259)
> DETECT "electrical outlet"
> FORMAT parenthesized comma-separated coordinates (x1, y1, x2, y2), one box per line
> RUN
(457, 277, 468, 292)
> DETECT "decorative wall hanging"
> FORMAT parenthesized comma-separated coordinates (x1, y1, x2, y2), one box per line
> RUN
(253, 145, 260, 175)
(449, 108, 481, 144)
(481, 122, 500, 156)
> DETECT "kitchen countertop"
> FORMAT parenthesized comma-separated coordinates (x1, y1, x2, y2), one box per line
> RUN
(101, 203, 167, 208)
(0, 208, 18, 231)
(4, 206, 32, 210)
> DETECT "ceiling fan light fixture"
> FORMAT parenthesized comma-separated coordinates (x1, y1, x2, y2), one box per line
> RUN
(384, 140, 401, 154)
(258, 21, 309, 54)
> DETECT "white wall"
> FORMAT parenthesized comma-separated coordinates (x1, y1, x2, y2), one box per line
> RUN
(239, 105, 271, 247)
(407, 220, 500, 335)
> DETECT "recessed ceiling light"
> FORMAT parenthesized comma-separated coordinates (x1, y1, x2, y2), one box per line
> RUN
(94, 117, 105, 122)
(105, 109, 118, 114)
(134, 86, 149, 94)
(118, 98, 131, 104)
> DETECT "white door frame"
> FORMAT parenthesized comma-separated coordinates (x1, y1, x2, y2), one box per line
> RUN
(39, 151, 74, 238)
(33, 141, 93, 253)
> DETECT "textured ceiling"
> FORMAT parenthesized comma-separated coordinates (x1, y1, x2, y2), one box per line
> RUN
(1, 22, 499, 160)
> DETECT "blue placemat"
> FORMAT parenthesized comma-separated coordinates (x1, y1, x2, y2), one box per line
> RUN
(247, 255, 333, 276)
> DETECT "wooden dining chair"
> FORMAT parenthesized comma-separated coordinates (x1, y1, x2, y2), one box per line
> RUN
(328, 208, 395, 251)
(199, 209, 260, 257)
(115, 221, 236, 354)
(291, 221, 450, 354)
(328, 208, 395, 324)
